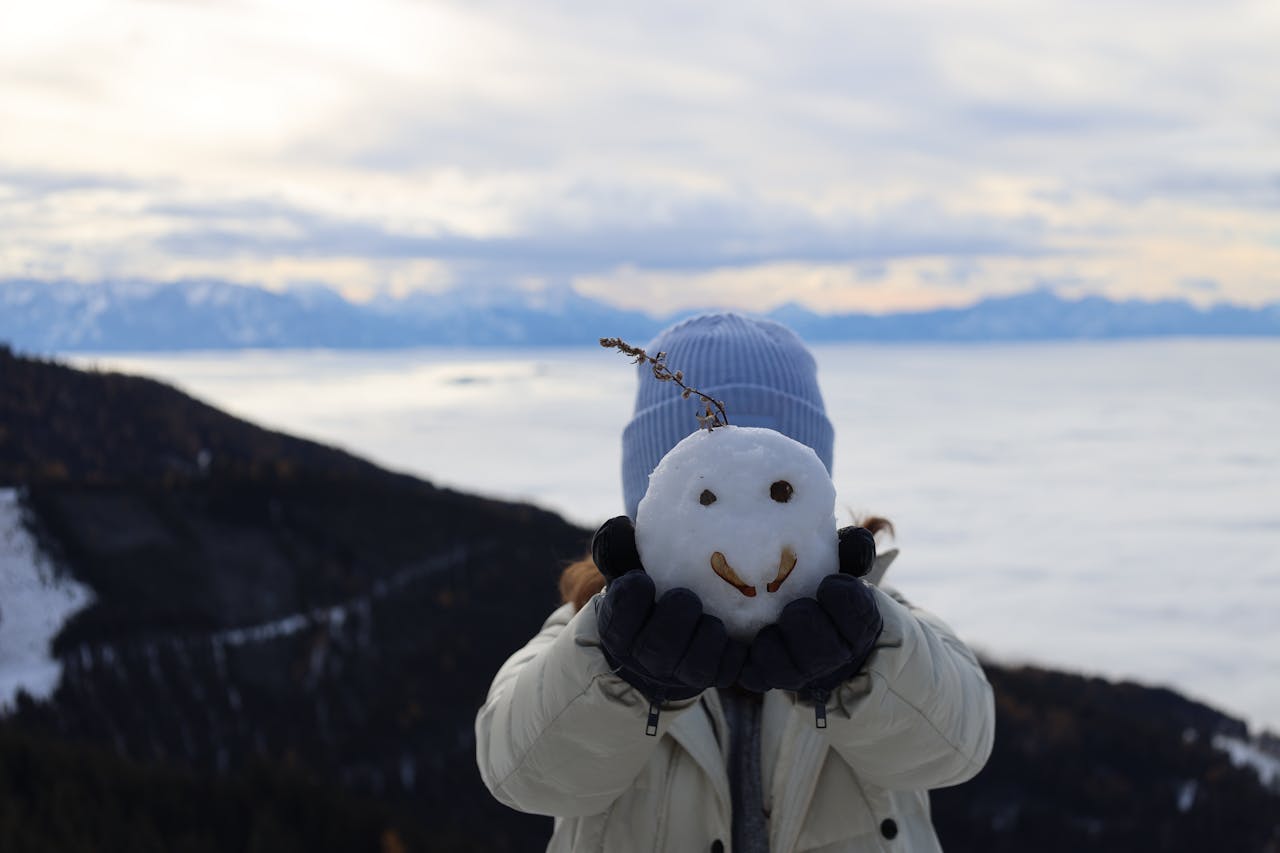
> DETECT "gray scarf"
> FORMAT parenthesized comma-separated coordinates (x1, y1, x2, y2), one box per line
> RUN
(717, 687, 769, 853)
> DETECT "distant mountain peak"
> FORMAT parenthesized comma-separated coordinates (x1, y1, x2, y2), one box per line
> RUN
(1, 278, 1275, 353)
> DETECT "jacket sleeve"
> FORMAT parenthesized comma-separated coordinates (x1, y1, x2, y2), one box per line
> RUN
(821, 586, 995, 790)
(474, 597, 700, 817)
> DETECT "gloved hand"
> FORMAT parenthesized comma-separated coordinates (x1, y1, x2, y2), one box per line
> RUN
(738, 527, 884, 724)
(592, 517, 748, 710)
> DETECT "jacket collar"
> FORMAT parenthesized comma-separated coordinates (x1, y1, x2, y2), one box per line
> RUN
(865, 547, 898, 588)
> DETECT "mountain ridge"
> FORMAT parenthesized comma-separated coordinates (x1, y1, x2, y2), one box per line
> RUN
(3, 278, 1277, 352)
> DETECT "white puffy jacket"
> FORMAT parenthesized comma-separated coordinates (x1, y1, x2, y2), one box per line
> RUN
(475, 569, 994, 853)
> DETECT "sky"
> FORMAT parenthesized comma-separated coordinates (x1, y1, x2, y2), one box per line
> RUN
(2, 0, 1278, 315)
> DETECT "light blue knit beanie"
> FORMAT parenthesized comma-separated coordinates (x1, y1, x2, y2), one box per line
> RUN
(621, 312, 834, 519)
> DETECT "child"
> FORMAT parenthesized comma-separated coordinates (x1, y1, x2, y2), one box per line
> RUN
(477, 313, 994, 852)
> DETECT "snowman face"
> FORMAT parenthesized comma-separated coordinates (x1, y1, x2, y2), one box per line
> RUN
(634, 425, 839, 641)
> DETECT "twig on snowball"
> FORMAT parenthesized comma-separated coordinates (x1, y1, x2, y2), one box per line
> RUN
(599, 337, 729, 430)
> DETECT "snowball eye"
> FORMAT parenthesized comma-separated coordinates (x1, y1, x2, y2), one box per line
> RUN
(699, 489, 717, 506)
(770, 480, 793, 503)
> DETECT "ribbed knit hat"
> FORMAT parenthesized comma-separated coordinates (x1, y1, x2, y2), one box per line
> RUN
(621, 313, 834, 519)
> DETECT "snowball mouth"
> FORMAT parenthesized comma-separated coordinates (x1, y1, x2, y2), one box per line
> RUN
(709, 547, 799, 597)
(710, 551, 756, 597)
(767, 547, 798, 593)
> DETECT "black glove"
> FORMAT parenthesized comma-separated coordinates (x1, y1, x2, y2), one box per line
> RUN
(739, 526, 884, 726)
(593, 517, 748, 720)
(837, 524, 877, 579)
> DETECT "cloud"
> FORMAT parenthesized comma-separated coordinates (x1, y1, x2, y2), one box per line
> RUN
(1180, 277, 1222, 293)
(1097, 171, 1280, 210)
(146, 189, 1050, 273)
(1, 0, 1278, 309)
(0, 167, 148, 197)
(960, 103, 1186, 136)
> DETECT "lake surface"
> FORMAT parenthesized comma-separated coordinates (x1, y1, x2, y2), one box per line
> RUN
(73, 340, 1280, 731)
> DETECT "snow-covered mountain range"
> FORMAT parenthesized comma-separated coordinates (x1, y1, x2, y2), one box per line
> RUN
(2, 278, 1277, 352)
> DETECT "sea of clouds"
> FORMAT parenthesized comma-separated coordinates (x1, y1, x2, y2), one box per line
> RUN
(67, 339, 1280, 732)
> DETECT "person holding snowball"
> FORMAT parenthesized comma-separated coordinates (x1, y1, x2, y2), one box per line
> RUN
(476, 313, 994, 852)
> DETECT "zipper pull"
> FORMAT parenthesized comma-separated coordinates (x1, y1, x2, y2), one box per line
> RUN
(812, 689, 830, 729)
(646, 701, 661, 736)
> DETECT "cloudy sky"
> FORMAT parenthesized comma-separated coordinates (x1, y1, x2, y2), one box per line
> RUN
(2, 0, 1278, 313)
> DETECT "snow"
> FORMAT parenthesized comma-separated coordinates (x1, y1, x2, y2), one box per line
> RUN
(635, 426, 839, 641)
(1176, 779, 1197, 812)
(1213, 735, 1280, 789)
(0, 489, 94, 710)
(201, 543, 470, 649)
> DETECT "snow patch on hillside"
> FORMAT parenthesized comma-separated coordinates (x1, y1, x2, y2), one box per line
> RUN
(1214, 734, 1280, 791)
(0, 488, 94, 710)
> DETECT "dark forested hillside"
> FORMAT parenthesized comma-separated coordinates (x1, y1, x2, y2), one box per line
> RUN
(1, 344, 1277, 852)
(0, 722, 420, 853)
(2, 343, 586, 851)
(0, 343, 401, 485)
(931, 667, 1280, 851)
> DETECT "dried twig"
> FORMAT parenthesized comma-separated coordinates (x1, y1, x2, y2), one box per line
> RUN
(600, 337, 729, 430)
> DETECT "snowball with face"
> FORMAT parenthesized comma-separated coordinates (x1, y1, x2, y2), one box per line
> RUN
(634, 425, 839, 641)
